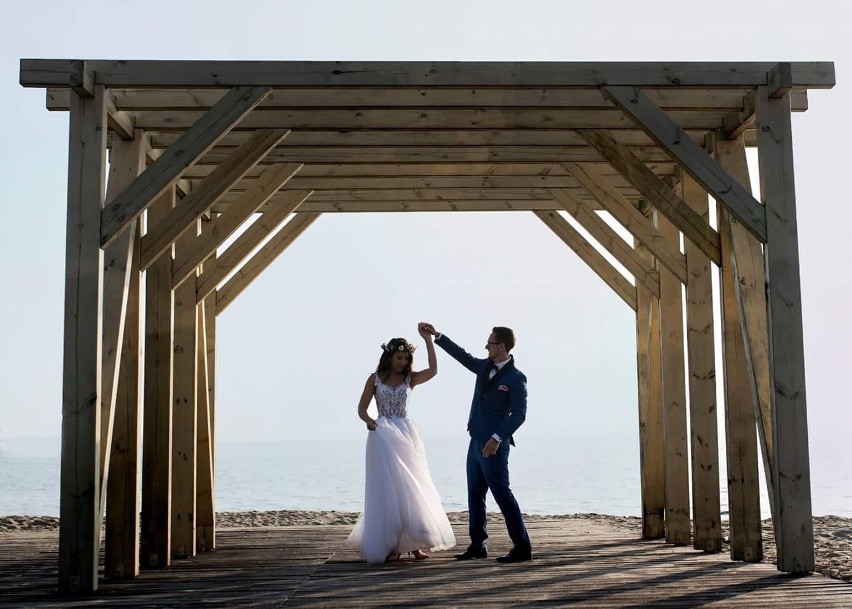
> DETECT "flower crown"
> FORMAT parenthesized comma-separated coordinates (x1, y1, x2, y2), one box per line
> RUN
(382, 340, 416, 354)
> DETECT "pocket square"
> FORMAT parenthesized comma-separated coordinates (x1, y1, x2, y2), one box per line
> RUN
(498, 385, 509, 392)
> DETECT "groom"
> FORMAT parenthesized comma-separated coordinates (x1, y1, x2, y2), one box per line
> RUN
(421, 323, 533, 563)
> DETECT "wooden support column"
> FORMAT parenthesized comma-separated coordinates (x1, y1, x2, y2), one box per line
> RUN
(104, 133, 147, 580)
(171, 223, 200, 559)
(140, 188, 175, 570)
(682, 173, 722, 552)
(100, 135, 147, 505)
(755, 85, 814, 573)
(635, 226, 665, 539)
(59, 85, 107, 594)
(657, 211, 690, 545)
(714, 135, 763, 562)
(196, 295, 215, 552)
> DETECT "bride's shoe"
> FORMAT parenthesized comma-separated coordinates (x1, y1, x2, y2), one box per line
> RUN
(411, 549, 430, 560)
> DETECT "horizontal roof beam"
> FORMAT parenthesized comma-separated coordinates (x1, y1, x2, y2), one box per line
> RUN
(21, 60, 835, 89)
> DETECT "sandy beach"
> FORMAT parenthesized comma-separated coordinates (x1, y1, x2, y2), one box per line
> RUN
(1, 511, 850, 583)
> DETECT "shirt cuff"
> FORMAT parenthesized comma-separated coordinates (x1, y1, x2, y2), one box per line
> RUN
(435, 332, 442, 340)
(491, 433, 502, 443)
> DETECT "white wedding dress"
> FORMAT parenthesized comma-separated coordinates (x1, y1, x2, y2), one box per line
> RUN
(347, 374, 456, 563)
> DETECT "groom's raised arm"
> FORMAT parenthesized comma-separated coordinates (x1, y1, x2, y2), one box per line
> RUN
(434, 334, 484, 374)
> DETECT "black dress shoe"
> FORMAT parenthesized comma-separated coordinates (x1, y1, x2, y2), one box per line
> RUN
(495, 547, 533, 563)
(454, 546, 488, 560)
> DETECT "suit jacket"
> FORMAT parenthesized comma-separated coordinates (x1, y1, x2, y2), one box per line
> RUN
(435, 334, 527, 445)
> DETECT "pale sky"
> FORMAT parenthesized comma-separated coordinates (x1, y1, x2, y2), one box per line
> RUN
(1, 0, 849, 480)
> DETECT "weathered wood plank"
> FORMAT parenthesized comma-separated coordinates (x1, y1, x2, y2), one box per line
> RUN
(195, 297, 215, 552)
(579, 129, 722, 265)
(100, 86, 273, 248)
(45, 87, 810, 112)
(140, 189, 176, 571)
(99, 136, 147, 509)
(548, 188, 659, 297)
(59, 86, 108, 594)
(682, 173, 722, 553)
(755, 87, 814, 574)
(4, 522, 851, 608)
(195, 192, 314, 303)
(635, 233, 665, 539)
(656, 211, 691, 545)
(170, 223, 199, 560)
(563, 162, 688, 283)
(714, 136, 763, 563)
(215, 213, 322, 314)
(603, 86, 767, 243)
(533, 210, 637, 311)
(171, 163, 303, 288)
(21, 59, 837, 88)
(104, 213, 144, 580)
(139, 129, 290, 269)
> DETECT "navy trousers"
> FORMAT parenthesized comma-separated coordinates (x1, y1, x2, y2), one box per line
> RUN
(466, 438, 531, 550)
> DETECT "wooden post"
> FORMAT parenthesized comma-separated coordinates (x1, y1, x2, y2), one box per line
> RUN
(196, 296, 215, 551)
(755, 85, 814, 573)
(59, 85, 108, 594)
(171, 222, 199, 559)
(140, 188, 175, 570)
(682, 172, 722, 552)
(105, 133, 147, 580)
(656, 211, 691, 545)
(714, 135, 762, 562)
(635, 227, 665, 539)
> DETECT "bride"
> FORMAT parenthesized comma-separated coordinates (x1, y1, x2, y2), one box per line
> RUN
(347, 324, 456, 563)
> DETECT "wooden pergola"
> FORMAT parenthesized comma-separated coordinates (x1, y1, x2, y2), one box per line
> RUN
(19, 59, 835, 594)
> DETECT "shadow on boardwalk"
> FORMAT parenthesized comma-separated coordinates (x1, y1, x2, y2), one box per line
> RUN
(1, 520, 851, 608)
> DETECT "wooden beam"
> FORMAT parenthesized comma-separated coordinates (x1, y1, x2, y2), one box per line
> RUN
(203, 296, 217, 550)
(563, 162, 688, 284)
(216, 212, 322, 314)
(656, 211, 691, 546)
(714, 135, 763, 563)
(171, 163, 303, 288)
(195, 296, 215, 552)
(533, 210, 637, 311)
(99, 136, 147, 512)
(126, 108, 730, 131)
(100, 86, 273, 248)
(548, 188, 660, 298)
(682, 173, 722, 553)
(171, 225, 199, 560)
(140, 189, 176, 570)
(714, 135, 778, 530)
(755, 87, 814, 574)
(635, 235, 665, 539)
(602, 86, 767, 243)
(105, 216, 143, 579)
(578, 129, 722, 266)
(140, 128, 290, 269)
(59, 86, 108, 594)
(21, 59, 836, 88)
(45, 87, 810, 112)
(195, 192, 314, 303)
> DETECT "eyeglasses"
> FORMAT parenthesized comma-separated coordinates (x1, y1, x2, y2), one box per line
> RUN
(486, 341, 501, 346)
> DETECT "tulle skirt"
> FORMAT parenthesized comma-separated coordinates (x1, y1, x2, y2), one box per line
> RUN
(347, 417, 456, 563)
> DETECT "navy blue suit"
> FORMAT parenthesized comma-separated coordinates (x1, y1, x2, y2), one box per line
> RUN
(435, 334, 531, 552)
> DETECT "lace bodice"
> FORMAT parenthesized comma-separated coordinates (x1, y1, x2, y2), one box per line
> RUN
(375, 374, 410, 419)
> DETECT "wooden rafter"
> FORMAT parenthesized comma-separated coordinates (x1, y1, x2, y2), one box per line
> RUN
(100, 86, 273, 248)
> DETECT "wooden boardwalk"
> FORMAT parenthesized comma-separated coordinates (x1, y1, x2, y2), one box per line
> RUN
(2, 520, 851, 608)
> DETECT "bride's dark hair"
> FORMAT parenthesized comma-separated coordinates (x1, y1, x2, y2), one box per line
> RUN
(376, 338, 415, 380)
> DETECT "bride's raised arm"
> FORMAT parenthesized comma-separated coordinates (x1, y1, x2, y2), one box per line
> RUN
(410, 323, 438, 388)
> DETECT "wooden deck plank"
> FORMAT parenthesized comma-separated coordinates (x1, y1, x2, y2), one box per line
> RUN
(1, 522, 850, 608)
